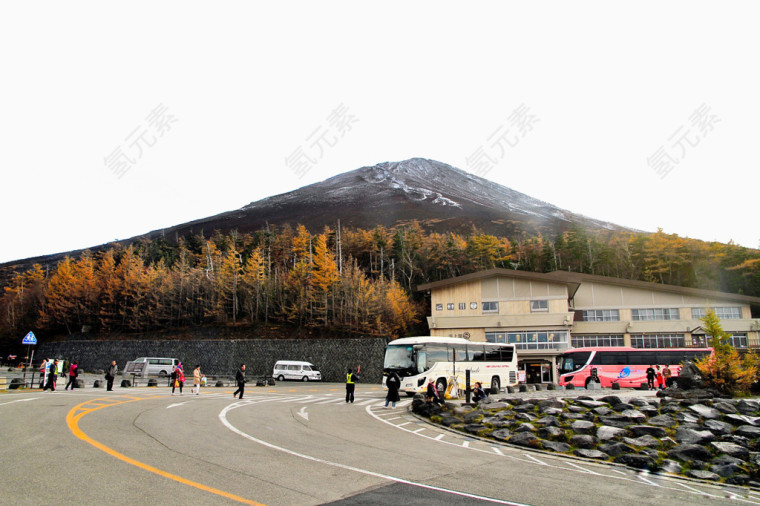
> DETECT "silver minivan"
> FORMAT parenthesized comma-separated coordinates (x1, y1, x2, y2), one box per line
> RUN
(272, 361, 321, 382)
(133, 357, 180, 377)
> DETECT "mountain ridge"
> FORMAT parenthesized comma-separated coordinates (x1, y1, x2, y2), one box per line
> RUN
(1, 158, 632, 274)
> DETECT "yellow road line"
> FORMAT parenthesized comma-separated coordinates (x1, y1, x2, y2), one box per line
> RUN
(66, 396, 264, 505)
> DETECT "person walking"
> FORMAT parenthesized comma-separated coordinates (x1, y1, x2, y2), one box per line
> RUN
(193, 365, 202, 395)
(663, 364, 673, 388)
(346, 368, 357, 403)
(39, 359, 47, 389)
(65, 361, 79, 390)
(43, 359, 59, 391)
(106, 360, 117, 391)
(233, 364, 246, 399)
(646, 365, 656, 390)
(172, 363, 185, 395)
(384, 371, 401, 408)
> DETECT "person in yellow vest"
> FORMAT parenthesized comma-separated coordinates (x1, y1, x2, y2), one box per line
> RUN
(346, 367, 357, 403)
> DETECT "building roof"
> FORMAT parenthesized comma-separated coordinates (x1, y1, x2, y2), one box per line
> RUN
(417, 269, 760, 307)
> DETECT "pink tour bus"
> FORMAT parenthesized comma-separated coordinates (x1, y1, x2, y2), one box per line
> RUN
(557, 347, 713, 389)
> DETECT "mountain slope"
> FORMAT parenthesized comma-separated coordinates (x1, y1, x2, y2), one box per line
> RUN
(152, 158, 626, 239)
(0, 158, 631, 276)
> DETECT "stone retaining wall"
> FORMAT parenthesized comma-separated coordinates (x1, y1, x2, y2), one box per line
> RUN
(38, 338, 388, 383)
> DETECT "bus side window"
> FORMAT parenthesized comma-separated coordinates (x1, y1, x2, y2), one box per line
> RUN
(449, 347, 467, 362)
(469, 346, 485, 361)
(484, 349, 501, 361)
(499, 346, 514, 362)
(417, 351, 427, 374)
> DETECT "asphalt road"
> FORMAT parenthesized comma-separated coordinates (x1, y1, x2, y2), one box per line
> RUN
(1, 382, 757, 505)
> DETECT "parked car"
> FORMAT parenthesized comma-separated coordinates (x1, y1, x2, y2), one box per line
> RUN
(272, 361, 321, 382)
(133, 357, 180, 377)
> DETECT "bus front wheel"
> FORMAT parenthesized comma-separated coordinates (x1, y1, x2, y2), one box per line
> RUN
(436, 378, 447, 396)
(491, 377, 500, 394)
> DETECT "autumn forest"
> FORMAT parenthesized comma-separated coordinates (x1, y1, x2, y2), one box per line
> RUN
(2, 223, 760, 347)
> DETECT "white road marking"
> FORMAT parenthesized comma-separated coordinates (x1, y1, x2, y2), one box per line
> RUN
(673, 482, 704, 494)
(412, 428, 426, 434)
(637, 474, 660, 487)
(166, 401, 192, 409)
(491, 447, 504, 456)
(219, 402, 527, 506)
(296, 406, 309, 421)
(0, 398, 38, 406)
(462, 441, 470, 448)
(565, 462, 600, 475)
(523, 453, 547, 466)
(434, 434, 445, 440)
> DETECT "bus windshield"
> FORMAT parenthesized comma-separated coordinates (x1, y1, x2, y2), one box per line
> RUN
(384, 345, 415, 370)
(559, 352, 591, 374)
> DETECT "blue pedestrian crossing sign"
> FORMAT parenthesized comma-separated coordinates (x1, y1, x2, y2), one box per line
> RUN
(22, 331, 37, 345)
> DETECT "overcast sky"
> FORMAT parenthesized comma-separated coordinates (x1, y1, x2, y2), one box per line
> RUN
(1, 2, 758, 265)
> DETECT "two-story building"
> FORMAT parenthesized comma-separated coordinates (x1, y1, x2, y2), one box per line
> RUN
(417, 269, 760, 384)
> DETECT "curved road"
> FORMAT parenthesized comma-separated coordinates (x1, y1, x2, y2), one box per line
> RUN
(1, 383, 756, 505)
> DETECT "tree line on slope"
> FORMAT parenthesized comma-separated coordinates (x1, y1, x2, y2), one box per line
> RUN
(1, 222, 758, 344)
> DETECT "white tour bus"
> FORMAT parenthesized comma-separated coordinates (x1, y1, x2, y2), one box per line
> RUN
(383, 336, 518, 398)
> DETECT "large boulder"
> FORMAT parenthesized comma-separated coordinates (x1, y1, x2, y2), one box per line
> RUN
(622, 435, 661, 448)
(596, 426, 627, 441)
(464, 424, 487, 435)
(710, 442, 750, 460)
(689, 404, 722, 420)
(667, 444, 713, 461)
(734, 425, 760, 439)
(613, 454, 657, 470)
(542, 441, 571, 453)
(703, 420, 733, 436)
(575, 399, 608, 409)
(713, 402, 738, 414)
(535, 416, 560, 427)
(688, 470, 720, 481)
(647, 415, 677, 428)
(570, 435, 597, 449)
(538, 426, 564, 439)
(620, 409, 646, 422)
(574, 449, 607, 459)
(599, 443, 636, 457)
(675, 428, 715, 445)
(570, 420, 595, 434)
(737, 399, 760, 414)
(677, 361, 703, 390)
(491, 429, 512, 441)
(599, 415, 633, 428)
(508, 432, 542, 448)
(629, 425, 668, 438)
(514, 423, 536, 433)
(598, 395, 623, 405)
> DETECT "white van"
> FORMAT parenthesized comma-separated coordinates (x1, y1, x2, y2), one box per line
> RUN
(133, 357, 180, 377)
(273, 361, 321, 382)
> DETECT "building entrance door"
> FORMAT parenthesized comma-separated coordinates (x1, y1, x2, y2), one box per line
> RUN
(526, 364, 543, 384)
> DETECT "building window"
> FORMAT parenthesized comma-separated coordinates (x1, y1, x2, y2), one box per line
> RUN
(729, 333, 748, 348)
(581, 309, 620, 322)
(447, 303, 455, 310)
(572, 334, 625, 347)
(491, 330, 569, 350)
(692, 307, 742, 320)
(632, 308, 680, 321)
(435, 304, 443, 311)
(530, 300, 549, 312)
(631, 333, 685, 348)
(482, 301, 499, 313)
(459, 303, 466, 310)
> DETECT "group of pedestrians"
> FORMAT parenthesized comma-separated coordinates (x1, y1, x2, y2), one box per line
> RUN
(171, 363, 204, 396)
(39, 359, 80, 391)
(646, 364, 674, 390)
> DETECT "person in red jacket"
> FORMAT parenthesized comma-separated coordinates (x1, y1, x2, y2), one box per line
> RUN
(171, 363, 185, 395)
(65, 361, 79, 390)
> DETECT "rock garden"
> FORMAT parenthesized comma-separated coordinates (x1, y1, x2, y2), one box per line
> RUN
(412, 387, 760, 486)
